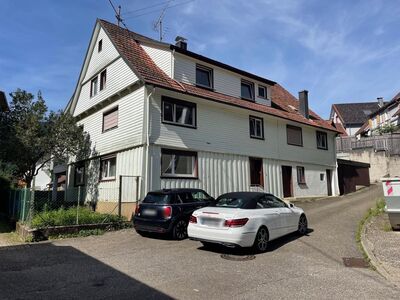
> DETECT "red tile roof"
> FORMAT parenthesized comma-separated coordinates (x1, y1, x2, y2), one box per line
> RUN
(354, 121, 370, 136)
(99, 19, 338, 133)
(332, 122, 348, 137)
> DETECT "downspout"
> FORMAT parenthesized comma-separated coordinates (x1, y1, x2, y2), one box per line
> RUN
(144, 86, 155, 196)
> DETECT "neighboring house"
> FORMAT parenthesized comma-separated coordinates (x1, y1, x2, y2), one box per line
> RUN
(65, 19, 340, 216)
(330, 100, 385, 136)
(355, 93, 400, 137)
(0, 91, 9, 112)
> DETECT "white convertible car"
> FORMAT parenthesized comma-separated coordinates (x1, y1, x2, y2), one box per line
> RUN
(188, 192, 308, 252)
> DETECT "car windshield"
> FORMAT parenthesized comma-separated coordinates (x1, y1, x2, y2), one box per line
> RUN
(143, 193, 170, 204)
(215, 197, 246, 208)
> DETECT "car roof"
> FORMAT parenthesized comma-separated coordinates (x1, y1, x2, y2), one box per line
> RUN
(217, 192, 270, 200)
(148, 188, 206, 195)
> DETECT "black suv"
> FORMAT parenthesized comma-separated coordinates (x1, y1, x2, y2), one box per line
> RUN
(133, 189, 214, 239)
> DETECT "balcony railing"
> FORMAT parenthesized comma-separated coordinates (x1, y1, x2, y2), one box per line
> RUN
(336, 135, 400, 155)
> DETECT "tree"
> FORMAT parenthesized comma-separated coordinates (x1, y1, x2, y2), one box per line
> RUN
(0, 89, 85, 188)
(375, 123, 399, 135)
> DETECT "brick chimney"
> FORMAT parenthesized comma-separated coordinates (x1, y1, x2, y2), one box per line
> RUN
(175, 36, 187, 50)
(377, 97, 384, 107)
(299, 90, 309, 119)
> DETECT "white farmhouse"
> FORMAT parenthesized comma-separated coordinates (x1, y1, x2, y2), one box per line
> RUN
(64, 19, 339, 218)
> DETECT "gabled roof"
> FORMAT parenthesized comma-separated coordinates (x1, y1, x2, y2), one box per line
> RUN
(331, 102, 384, 125)
(0, 91, 9, 112)
(369, 93, 400, 118)
(331, 121, 348, 137)
(354, 121, 370, 136)
(98, 19, 338, 133)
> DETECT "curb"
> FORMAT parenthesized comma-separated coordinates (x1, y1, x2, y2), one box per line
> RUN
(360, 216, 399, 288)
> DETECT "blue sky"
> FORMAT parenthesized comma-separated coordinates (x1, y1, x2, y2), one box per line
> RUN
(1, 0, 400, 118)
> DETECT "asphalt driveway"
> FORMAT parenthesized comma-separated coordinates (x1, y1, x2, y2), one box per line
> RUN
(1, 184, 400, 299)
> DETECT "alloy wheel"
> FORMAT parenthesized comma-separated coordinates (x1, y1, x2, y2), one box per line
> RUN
(174, 220, 187, 240)
(256, 227, 269, 252)
(298, 215, 308, 235)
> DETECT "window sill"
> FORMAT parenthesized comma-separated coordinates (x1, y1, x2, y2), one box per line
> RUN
(317, 147, 328, 150)
(241, 97, 255, 102)
(287, 143, 303, 147)
(102, 126, 118, 133)
(162, 121, 197, 129)
(99, 178, 116, 182)
(195, 84, 214, 91)
(161, 175, 199, 180)
(250, 135, 265, 140)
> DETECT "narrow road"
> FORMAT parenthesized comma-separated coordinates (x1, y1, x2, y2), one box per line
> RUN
(1, 184, 399, 299)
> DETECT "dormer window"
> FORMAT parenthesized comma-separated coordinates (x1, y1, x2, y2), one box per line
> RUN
(258, 86, 267, 99)
(98, 39, 103, 52)
(241, 80, 254, 101)
(196, 64, 213, 89)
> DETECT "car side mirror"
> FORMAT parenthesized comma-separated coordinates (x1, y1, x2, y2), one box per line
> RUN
(288, 202, 294, 208)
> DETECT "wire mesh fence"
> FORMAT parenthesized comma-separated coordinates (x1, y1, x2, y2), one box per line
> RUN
(3, 175, 140, 229)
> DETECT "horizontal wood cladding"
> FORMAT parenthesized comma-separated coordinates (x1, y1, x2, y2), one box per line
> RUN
(74, 57, 139, 116)
(77, 87, 145, 155)
(141, 44, 172, 77)
(149, 89, 336, 167)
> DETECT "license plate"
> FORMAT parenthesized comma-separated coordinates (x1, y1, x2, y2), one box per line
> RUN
(202, 218, 221, 227)
(142, 209, 157, 216)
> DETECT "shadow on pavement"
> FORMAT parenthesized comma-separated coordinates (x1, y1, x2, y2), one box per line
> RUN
(196, 228, 314, 256)
(0, 242, 173, 299)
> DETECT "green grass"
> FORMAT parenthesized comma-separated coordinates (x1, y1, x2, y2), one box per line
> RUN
(355, 198, 386, 267)
(31, 206, 125, 228)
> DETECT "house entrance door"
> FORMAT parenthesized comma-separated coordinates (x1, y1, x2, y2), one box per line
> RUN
(249, 157, 264, 188)
(281, 166, 293, 198)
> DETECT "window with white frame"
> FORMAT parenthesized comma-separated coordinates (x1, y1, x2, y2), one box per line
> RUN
(162, 97, 196, 128)
(103, 106, 118, 132)
(90, 76, 98, 97)
(196, 64, 213, 89)
(100, 156, 116, 180)
(161, 149, 197, 178)
(316, 131, 328, 150)
(241, 80, 254, 100)
(258, 85, 267, 99)
(297, 166, 306, 184)
(100, 69, 107, 91)
(249, 116, 264, 139)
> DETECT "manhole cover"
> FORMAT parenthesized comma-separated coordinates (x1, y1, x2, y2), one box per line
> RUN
(221, 254, 256, 261)
(342, 257, 369, 268)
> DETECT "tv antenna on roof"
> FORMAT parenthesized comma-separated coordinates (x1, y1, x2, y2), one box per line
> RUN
(107, 0, 128, 29)
(153, 0, 173, 42)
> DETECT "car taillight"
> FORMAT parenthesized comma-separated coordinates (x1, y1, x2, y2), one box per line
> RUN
(135, 204, 140, 215)
(163, 206, 172, 219)
(189, 215, 197, 223)
(224, 218, 249, 227)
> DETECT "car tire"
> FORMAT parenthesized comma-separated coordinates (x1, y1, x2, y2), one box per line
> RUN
(298, 214, 308, 235)
(172, 219, 188, 240)
(253, 227, 269, 253)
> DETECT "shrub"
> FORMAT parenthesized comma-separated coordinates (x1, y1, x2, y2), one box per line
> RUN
(31, 206, 125, 228)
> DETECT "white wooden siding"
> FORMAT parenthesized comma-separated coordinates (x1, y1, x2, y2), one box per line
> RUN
(150, 89, 336, 167)
(74, 58, 139, 116)
(67, 146, 144, 203)
(83, 28, 120, 82)
(141, 44, 172, 77)
(149, 145, 335, 198)
(77, 87, 145, 154)
(173, 53, 272, 101)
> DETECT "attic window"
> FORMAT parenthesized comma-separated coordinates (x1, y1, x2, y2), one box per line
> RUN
(90, 77, 98, 97)
(258, 86, 267, 99)
(196, 64, 213, 89)
(241, 80, 254, 101)
(98, 39, 103, 52)
(100, 69, 107, 91)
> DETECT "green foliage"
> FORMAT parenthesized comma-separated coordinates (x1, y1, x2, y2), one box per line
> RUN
(0, 89, 85, 187)
(31, 206, 125, 228)
(375, 124, 399, 135)
(48, 228, 106, 240)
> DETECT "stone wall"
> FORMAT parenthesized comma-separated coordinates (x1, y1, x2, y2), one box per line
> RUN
(338, 149, 400, 182)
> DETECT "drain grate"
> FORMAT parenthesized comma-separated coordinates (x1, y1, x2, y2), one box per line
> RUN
(221, 254, 256, 261)
(342, 257, 369, 268)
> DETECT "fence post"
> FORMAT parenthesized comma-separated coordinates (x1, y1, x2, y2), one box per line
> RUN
(28, 177, 36, 226)
(76, 186, 81, 225)
(118, 175, 122, 217)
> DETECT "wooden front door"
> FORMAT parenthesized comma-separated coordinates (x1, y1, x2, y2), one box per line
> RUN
(281, 166, 293, 198)
(326, 169, 332, 196)
(249, 157, 264, 188)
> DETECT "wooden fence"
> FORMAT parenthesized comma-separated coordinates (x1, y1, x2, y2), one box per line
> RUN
(336, 135, 400, 155)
